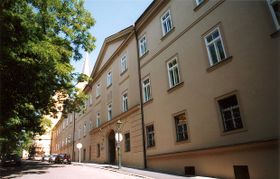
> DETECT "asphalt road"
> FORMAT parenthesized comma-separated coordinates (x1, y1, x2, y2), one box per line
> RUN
(0, 160, 144, 179)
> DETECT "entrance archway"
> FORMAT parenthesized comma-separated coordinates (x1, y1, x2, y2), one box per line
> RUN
(108, 130, 116, 164)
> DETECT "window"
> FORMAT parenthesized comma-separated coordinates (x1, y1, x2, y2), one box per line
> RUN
(167, 57, 181, 88)
(195, 0, 204, 6)
(234, 165, 250, 179)
(68, 135, 71, 144)
(122, 93, 128, 112)
(83, 123, 87, 136)
(204, 27, 227, 66)
(218, 95, 243, 132)
(161, 10, 173, 36)
(97, 144, 100, 157)
(139, 35, 148, 57)
(96, 112, 101, 127)
(69, 114, 73, 123)
(89, 121, 93, 130)
(267, 0, 280, 30)
(124, 133, 130, 152)
(174, 113, 188, 142)
(78, 127, 81, 139)
(107, 103, 112, 121)
(142, 77, 151, 102)
(146, 124, 155, 148)
(107, 72, 112, 87)
(66, 117, 69, 126)
(120, 55, 127, 73)
(89, 94, 93, 105)
(96, 83, 100, 97)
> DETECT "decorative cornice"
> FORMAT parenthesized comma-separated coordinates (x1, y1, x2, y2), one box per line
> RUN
(147, 139, 279, 160)
(135, 0, 170, 33)
(89, 104, 140, 135)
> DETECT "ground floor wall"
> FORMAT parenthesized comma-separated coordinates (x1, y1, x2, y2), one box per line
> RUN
(90, 107, 144, 168)
(146, 139, 279, 179)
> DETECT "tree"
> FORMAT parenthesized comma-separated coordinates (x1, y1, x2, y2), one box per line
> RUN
(0, 0, 95, 154)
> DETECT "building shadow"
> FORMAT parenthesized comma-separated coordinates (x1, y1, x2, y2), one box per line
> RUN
(0, 160, 66, 178)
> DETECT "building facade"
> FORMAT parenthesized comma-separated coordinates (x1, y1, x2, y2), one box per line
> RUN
(51, 0, 279, 178)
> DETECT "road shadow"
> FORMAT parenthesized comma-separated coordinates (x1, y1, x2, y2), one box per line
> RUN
(0, 160, 67, 178)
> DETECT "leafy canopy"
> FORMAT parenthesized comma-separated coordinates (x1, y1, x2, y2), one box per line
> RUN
(0, 0, 95, 154)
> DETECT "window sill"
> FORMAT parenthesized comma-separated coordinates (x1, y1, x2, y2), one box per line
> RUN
(161, 27, 175, 41)
(206, 56, 233, 72)
(167, 81, 184, 93)
(120, 69, 128, 76)
(270, 29, 280, 38)
(106, 84, 112, 89)
(147, 145, 156, 149)
(193, 0, 208, 12)
(139, 50, 149, 60)
(220, 128, 247, 136)
(175, 139, 190, 145)
(143, 98, 153, 107)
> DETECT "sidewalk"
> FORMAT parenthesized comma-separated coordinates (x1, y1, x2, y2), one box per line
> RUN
(72, 162, 217, 179)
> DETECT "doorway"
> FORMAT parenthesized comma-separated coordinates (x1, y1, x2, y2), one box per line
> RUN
(108, 130, 116, 164)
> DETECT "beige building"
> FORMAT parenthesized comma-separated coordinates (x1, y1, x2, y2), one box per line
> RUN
(51, 0, 279, 178)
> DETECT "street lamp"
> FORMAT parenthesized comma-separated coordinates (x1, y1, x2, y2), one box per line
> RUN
(115, 120, 123, 169)
(76, 143, 82, 163)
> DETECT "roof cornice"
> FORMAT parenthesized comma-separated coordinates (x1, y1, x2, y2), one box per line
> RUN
(135, 0, 170, 33)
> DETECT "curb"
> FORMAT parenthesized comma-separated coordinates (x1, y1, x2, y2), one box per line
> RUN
(72, 162, 152, 178)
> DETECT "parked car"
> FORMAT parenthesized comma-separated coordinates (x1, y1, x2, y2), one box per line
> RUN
(34, 155, 42, 161)
(55, 154, 71, 164)
(1, 154, 22, 167)
(42, 154, 50, 162)
(48, 154, 57, 163)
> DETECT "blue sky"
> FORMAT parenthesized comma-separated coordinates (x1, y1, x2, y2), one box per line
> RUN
(72, 0, 153, 74)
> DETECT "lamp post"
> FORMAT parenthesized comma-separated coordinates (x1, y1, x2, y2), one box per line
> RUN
(76, 143, 82, 163)
(115, 120, 123, 169)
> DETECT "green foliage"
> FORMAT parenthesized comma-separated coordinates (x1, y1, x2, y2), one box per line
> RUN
(0, 0, 95, 154)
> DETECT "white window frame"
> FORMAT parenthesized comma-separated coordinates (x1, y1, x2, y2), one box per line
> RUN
(68, 134, 71, 144)
(138, 35, 148, 57)
(83, 123, 87, 136)
(267, 0, 280, 30)
(107, 103, 112, 121)
(66, 117, 69, 126)
(69, 114, 73, 123)
(96, 112, 101, 127)
(167, 57, 181, 88)
(89, 94, 93, 105)
(120, 55, 127, 73)
(142, 77, 151, 103)
(62, 120, 65, 129)
(122, 93, 128, 112)
(161, 9, 173, 36)
(195, 0, 204, 6)
(107, 71, 112, 87)
(204, 27, 227, 66)
(96, 83, 100, 97)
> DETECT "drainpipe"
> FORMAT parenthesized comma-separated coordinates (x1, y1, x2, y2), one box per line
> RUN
(134, 27, 147, 169)
(72, 112, 76, 161)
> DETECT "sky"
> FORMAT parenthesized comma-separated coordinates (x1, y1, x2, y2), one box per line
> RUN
(71, 0, 153, 74)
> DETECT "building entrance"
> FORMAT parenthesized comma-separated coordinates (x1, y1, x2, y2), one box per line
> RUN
(108, 130, 116, 164)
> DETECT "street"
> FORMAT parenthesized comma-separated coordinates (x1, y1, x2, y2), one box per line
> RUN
(0, 160, 214, 179)
(0, 160, 142, 179)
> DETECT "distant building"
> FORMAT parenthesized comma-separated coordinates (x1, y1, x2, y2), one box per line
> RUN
(51, 0, 279, 178)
